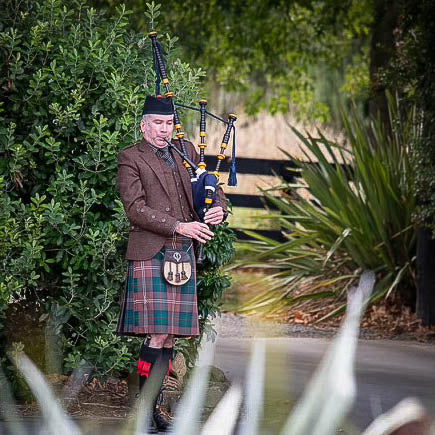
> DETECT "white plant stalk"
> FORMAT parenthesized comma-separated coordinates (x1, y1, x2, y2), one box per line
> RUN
(362, 397, 427, 435)
(200, 384, 242, 435)
(172, 336, 216, 435)
(0, 366, 27, 435)
(134, 367, 165, 435)
(239, 340, 266, 435)
(281, 270, 375, 435)
(15, 353, 81, 435)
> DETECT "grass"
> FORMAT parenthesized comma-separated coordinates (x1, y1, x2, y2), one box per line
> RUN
(221, 270, 272, 312)
(227, 207, 281, 230)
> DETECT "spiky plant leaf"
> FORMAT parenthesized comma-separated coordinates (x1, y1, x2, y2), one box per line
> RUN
(237, 95, 418, 318)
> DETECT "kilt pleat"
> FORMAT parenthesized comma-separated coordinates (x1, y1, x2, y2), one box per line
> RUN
(116, 235, 199, 337)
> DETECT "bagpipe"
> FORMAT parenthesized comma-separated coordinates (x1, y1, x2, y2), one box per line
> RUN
(148, 31, 237, 263)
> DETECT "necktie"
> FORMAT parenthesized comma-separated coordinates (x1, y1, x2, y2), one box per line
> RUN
(149, 144, 176, 170)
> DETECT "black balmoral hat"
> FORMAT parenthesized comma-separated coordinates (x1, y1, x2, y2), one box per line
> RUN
(142, 95, 173, 115)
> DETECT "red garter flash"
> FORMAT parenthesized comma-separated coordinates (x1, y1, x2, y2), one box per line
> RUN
(137, 360, 152, 377)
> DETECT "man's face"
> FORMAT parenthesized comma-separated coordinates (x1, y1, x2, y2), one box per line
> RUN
(141, 114, 174, 147)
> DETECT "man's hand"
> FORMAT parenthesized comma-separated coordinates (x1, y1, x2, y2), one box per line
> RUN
(176, 221, 214, 243)
(204, 206, 225, 225)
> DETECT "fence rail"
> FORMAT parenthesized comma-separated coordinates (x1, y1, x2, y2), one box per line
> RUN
(204, 155, 350, 241)
(205, 156, 292, 241)
(204, 155, 297, 180)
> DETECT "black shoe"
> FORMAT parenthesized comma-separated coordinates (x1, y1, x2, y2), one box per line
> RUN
(148, 418, 159, 434)
(135, 393, 159, 434)
(153, 404, 174, 432)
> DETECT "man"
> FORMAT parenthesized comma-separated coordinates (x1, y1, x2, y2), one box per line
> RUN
(116, 95, 227, 431)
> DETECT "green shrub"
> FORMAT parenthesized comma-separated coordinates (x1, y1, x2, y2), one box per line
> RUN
(0, 0, 230, 379)
(238, 97, 418, 319)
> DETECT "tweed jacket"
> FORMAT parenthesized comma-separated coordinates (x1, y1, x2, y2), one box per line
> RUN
(117, 137, 228, 260)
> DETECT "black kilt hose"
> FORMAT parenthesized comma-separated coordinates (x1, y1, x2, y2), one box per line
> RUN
(116, 235, 199, 337)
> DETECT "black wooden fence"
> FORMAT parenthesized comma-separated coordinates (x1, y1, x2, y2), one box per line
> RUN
(203, 155, 296, 241)
(204, 154, 354, 241)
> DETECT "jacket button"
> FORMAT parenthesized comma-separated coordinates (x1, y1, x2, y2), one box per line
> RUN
(184, 218, 188, 222)
(151, 215, 156, 219)
(130, 225, 135, 230)
(140, 207, 145, 213)
(162, 218, 166, 223)
(165, 207, 170, 211)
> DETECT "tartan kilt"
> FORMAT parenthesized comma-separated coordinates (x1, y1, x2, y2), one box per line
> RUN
(116, 235, 199, 337)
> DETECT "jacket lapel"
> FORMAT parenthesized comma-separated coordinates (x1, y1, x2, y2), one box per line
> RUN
(171, 139, 195, 212)
(137, 138, 171, 198)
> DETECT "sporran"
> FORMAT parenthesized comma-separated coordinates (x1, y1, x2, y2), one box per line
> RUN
(162, 236, 192, 286)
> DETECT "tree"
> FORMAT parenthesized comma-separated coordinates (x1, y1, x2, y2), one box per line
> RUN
(368, 0, 399, 124)
(91, 0, 373, 122)
(391, 0, 435, 326)
(367, 0, 435, 326)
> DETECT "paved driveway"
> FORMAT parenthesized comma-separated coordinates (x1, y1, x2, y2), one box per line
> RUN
(214, 336, 435, 433)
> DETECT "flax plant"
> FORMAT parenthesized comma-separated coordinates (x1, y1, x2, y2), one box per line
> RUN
(237, 96, 419, 319)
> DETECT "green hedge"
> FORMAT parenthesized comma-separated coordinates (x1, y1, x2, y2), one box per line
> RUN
(0, 0, 233, 380)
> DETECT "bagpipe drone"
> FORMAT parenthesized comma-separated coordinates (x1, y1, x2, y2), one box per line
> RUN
(148, 31, 237, 263)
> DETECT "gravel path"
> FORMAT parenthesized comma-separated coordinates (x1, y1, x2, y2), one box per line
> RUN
(217, 312, 338, 339)
(216, 312, 434, 342)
